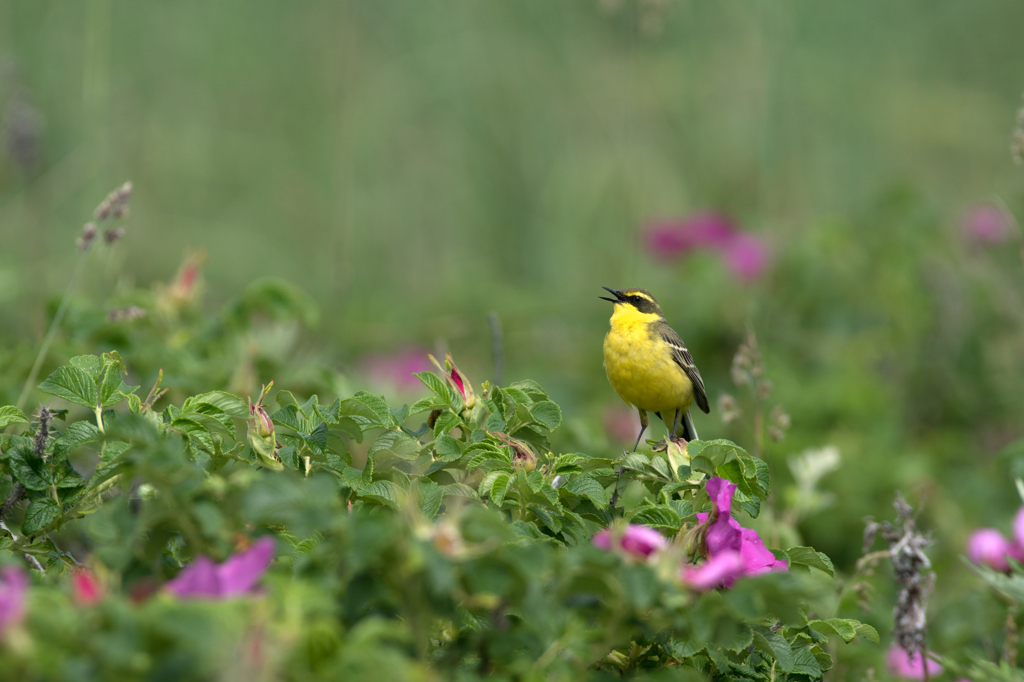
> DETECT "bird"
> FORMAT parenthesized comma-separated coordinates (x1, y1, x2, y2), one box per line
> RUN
(601, 287, 710, 452)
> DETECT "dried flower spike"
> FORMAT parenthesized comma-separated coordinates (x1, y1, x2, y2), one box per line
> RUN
(78, 223, 97, 252)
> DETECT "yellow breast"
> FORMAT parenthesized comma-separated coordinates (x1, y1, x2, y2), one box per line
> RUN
(603, 305, 694, 414)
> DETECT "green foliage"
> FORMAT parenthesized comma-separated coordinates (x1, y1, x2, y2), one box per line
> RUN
(0, 347, 874, 680)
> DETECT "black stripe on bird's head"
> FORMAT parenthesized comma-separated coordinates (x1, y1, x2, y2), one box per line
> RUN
(600, 287, 663, 316)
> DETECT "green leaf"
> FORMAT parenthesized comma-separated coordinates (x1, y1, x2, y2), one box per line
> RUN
(369, 430, 420, 460)
(790, 646, 822, 678)
(184, 391, 250, 419)
(414, 372, 457, 405)
(360, 480, 398, 508)
(417, 480, 444, 519)
(0, 406, 28, 429)
(619, 453, 650, 472)
(563, 476, 609, 507)
(433, 435, 464, 461)
(786, 546, 835, 577)
(629, 504, 681, 531)
(490, 473, 513, 506)
(38, 366, 98, 408)
(807, 619, 860, 644)
(339, 397, 388, 426)
(99, 360, 138, 408)
(171, 417, 215, 455)
(529, 401, 562, 431)
(353, 392, 396, 427)
(52, 421, 102, 460)
(854, 622, 881, 645)
(432, 411, 461, 438)
(753, 630, 795, 672)
(22, 497, 61, 534)
(70, 355, 103, 380)
(509, 379, 548, 401)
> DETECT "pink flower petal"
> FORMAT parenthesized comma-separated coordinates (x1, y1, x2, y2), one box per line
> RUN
(217, 537, 276, 597)
(722, 234, 769, 282)
(682, 551, 745, 591)
(0, 566, 28, 632)
(961, 204, 1012, 245)
(646, 213, 738, 259)
(167, 555, 221, 598)
(620, 525, 668, 558)
(72, 569, 102, 606)
(740, 528, 787, 575)
(592, 528, 612, 551)
(886, 646, 943, 679)
(967, 528, 1015, 572)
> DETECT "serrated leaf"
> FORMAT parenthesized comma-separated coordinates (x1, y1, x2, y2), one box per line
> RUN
(417, 480, 444, 519)
(753, 630, 795, 672)
(629, 505, 681, 531)
(786, 546, 835, 577)
(432, 411, 461, 438)
(70, 355, 103, 379)
(353, 392, 396, 427)
(648, 455, 672, 479)
(434, 435, 464, 461)
(172, 417, 215, 455)
(53, 461, 85, 489)
(414, 372, 458, 406)
(360, 480, 398, 507)
(854, 622, 880, 645)
(529, 505, 561, 533)
(0, 406, 28, 429)
(490, 473, 513, 506)
(409, 396, 447, 414)
(22, 497, 61, 534)
(369, 430, 420, 460)
(7, 449, 51, 490)
(38, 366, 98, 408)
(790, 646, 822, 678)
(530, 401, 562, 431)
(52, 421, 102, 460)
(442, 483, 477, 499)
(184, 391, 249, 419)
(619, 453, 650, 472)
(807, 619, 858, 644)
(338, 397, 386, 425)
(563, 476, 609, 507)
(509, 379, 548, 401)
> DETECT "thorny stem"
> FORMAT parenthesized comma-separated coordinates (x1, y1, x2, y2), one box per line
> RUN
(1005, 600, 1019, 666)
(16, 246, 92, 411)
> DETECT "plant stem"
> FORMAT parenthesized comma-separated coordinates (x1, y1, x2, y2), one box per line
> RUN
(16, 247, 91, 411)
(1005, 600, 1019, 666)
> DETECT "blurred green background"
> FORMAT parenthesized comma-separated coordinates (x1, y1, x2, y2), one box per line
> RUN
(2, 0, 1024, 667)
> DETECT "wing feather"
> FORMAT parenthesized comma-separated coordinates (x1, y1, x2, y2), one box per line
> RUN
(657, 323, 710, 414)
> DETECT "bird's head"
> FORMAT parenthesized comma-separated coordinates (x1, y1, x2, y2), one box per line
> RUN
(600, 287, 664, 317)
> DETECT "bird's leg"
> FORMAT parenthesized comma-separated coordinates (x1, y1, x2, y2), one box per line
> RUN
(630, 409, 649, 453)
(671, 408, 681, 440)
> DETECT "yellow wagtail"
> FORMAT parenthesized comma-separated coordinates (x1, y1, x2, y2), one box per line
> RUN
(601, 287, 709, 451)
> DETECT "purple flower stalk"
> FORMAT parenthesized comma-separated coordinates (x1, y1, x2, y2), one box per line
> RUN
(593, 524, 667, 560)
(0, 566, 28, 633)
(167, 537, 275, 599)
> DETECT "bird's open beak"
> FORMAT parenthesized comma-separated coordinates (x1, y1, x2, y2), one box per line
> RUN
(599, 286, 624, 303)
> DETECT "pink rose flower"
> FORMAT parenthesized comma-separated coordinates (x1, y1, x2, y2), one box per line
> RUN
(967, 528, 1017, 572)
(593, 524, 667, 560)
(167, 537, 275, 599)
(886, 646, 943, 680)
(0, 566, 28, 633)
